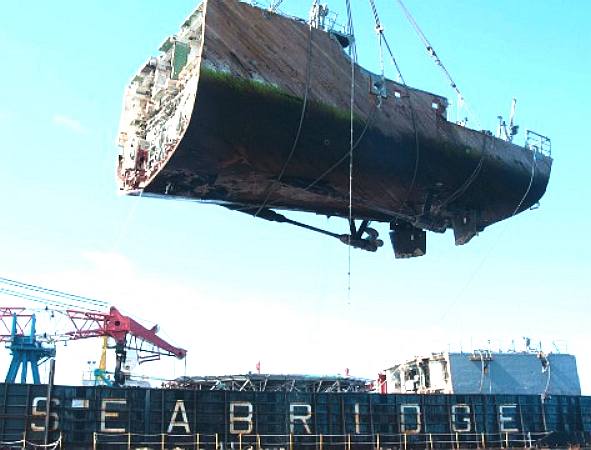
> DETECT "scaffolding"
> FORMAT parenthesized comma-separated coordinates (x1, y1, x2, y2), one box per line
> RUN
(168, 373, 371, 393)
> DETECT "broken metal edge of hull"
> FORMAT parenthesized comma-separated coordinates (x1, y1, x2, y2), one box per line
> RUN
(1, 382, 590, 449)
(116, 0, 552, 247)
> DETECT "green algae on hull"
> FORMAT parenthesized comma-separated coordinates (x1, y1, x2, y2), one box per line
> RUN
(199, 67, 363, 126)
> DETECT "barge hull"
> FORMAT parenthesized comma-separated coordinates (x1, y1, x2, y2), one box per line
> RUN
(1, 383, 590, 449)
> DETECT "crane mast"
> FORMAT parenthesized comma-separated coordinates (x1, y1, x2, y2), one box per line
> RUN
(1, 308, 55, 384)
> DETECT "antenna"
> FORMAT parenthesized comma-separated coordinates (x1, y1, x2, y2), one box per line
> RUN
(496, 116, 506, 139)
(508, 98, 519, 142)
(496, 98, 519, 142)
(508, 98, 517, 130)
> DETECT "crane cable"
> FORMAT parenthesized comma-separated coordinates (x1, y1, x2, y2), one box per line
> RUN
(268, 0, 285, 12)
(511, 150, 537, 217)
(369, 0, 407, 86)
(0, 288, 101, 313)
(0, 277, 108, 310)
(368, 0, 422, 216)
(395, 0, 481, 128)
(303, 0, 422, 221)
(345, 0, 356, 300)
(254, 5, 315, 217)
(436, 150, 538, 325)
(434, 136, 488, 212)
(395, 0, 460, 97)
(375, 0, 486, 213)
(301, 1, 396, 199)
(302, 100, 377, 194)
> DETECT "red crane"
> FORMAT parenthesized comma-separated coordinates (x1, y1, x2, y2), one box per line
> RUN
(65, 307, 187, 385)
(0, 277, 187, 386)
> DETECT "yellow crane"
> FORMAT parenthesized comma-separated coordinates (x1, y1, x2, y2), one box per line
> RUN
(93, 336, 112, 386)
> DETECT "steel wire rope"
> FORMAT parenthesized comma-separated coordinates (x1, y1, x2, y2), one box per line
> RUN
(302, 99, 378, 193)
(394, 0, 481, 129)
(436, 148, 538, 324)
(0, 277, 108, 309)
(433, 135, 490, 212)
(375, 0, 490, 218)
(511, 151, 537, 217)
(345, 0, 357, 301)
(304, 98, 378, 191)
(368, 0, 423, 217)
(268, 0, 285, 12)
(302, 0, 383, 195)
(302, 0, 422, 218)
(395, 0, 458, 94)
(0, 288, 102, 313)
(254, 14, 315, 217)
(239, 1, 420, 237)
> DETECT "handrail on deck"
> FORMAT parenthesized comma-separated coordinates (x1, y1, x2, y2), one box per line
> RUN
(526, 130, 552, 157)
(90, 430, 554, 450)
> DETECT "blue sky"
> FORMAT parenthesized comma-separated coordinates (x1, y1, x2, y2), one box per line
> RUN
(0, 1, 590, 391)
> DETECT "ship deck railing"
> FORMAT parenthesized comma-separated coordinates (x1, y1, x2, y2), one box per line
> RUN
(243, 0, 348, 35)
(0, 432, 62, 450)
(526, 130, 552, 157)
(90, 430, 554, 450)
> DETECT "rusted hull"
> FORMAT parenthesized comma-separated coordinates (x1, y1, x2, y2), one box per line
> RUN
(153, 70, 549, 225)
(116, 0, 552, 246)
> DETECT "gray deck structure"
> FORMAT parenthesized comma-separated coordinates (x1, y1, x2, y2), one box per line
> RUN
(386, 351, 580, 396)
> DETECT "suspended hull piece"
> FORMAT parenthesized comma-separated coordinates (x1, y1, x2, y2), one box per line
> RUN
(116, 0, 552, 257)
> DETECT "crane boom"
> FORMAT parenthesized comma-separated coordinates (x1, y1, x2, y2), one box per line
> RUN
(65, 307, 187, 358)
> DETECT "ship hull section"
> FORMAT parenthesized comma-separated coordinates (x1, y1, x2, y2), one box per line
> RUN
(116, 0, 552, 244)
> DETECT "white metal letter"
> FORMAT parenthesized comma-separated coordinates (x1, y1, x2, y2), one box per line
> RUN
(499, 404, 519, 432)
(168, 400, 191, 433)
(230, 402, 253, 435)
(31, 397, 60, 432)
(451, 404, 471, 432)
(290, 403, 312, 434)
(400, 404, 421, 433)
(101, 399, 127, 433)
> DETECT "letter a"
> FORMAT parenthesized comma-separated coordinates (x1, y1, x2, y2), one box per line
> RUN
(168, 400, 191, 433)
